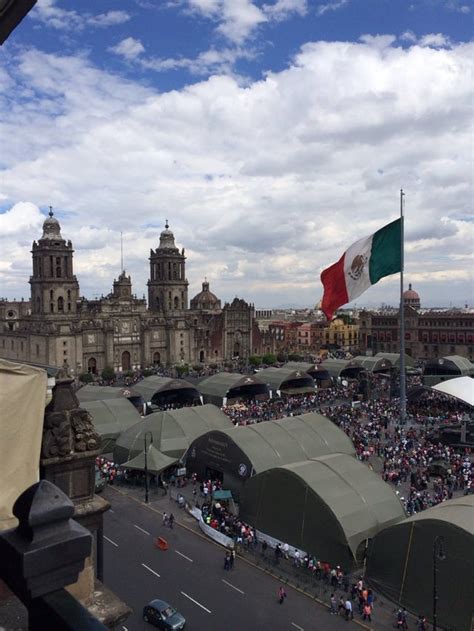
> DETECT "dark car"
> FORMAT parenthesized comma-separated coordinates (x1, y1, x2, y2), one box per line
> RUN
(143, 599, 186, 630)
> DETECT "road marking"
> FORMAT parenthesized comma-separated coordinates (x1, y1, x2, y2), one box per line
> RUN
(175, 550, 193, 562)
(104, 535, 118, 547)
(221, 579, 244, 594)
(291, 623, 304, 631)
(141, 563, 160, 578)
(122, 627, 128, 630)
(134, 524, 150, 535)
(180, 591, 212, 614)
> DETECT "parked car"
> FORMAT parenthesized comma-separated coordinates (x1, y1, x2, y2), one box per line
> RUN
(94, 466, 106, 493)
(143, 599, 186, 630)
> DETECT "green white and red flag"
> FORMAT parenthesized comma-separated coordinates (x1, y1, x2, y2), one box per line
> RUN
(320, 218, 401, 320)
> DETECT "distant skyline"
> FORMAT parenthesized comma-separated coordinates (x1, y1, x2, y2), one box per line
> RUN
(0, 0, 472, 309)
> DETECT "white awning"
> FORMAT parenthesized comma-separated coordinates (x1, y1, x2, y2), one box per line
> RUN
(432, 376, 474, 407)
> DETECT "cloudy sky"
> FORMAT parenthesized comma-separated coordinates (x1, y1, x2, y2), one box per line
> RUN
(0, 0, 472, 309)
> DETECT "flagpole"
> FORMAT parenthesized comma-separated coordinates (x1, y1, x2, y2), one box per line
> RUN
(399, 189, 406, 424)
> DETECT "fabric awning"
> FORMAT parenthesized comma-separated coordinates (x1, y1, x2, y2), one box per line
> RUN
(120, 444, 178, 474)
(213, 489, 233, 501)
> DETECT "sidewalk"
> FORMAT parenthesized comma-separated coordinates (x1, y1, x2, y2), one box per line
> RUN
(106, 481, 422, 631)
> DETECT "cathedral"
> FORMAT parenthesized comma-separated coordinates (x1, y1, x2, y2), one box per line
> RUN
(0, 211, 274, 374)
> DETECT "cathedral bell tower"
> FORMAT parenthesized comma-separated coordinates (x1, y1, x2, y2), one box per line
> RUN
(147, 221, 188, 315)
(29, 208, 80, 317)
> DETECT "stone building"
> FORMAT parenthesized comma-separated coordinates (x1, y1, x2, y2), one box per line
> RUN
(0, 212, 274, 374)
(358, 285, 474, 361)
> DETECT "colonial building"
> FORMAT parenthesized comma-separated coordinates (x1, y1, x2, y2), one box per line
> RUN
(358, 285, 474, 361)
(0, 212, 275, 374)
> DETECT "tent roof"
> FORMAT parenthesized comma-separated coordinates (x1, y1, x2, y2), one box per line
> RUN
(121, 443, 178, 474)
(81, 398, 142, 439)
(131, 376, 200, 401)
(374, 352, 415, 368)
(273, 453, 406, 556)
(401, 495, 474, 534)
(114, 403, 232, 462)
(320, 358, 363, 378)
(198, 372, 267, 398)
(283, 362, 331, 379)
(425, 355, 474, 376)
(77, 385, 131, 402)
(353, 356, 393, 372)
(432, 376, 474, 407)
(257, 366, 314, 391)
(210, 413, 355, 474)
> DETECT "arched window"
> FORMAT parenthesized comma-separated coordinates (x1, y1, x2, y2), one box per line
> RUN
(121, 351, 131, 371)
(174, 296, 179, 309)
(57, 296, 64, 312)
(88, 357, 97, 374)
(50, 302, 54, 313)
(199, 350, 205, 363)
(56, 257, 62, 278)
(156, 296, 160, 310)
(50, 289, 54, 299)
(67, 290, 71, 299)
(153, 352, 161, 365)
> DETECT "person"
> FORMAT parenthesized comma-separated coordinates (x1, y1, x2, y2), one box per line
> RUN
(168, 513, 174, 529)
(262, 540, 268, 557)
(338, 595, 346, 616)
(345, 598, 353, 621)
(397, 608, 408, 629)
(417, 614, 427, 630)
(363, 602, 372, 622)
(224, 552, 230, 571)
(229, 549, 235, 570)
(329, 593, 337, 615)
(162, 512, 168, 526)
(278, 586, 287, 604)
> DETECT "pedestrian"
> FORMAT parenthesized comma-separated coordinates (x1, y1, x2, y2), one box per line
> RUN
(363, 602, 372, 622)
(345, 598, 353, 621)
(168, 513, 174, 529)
(417, 614, 427, 630)
(262, 540, 268, 557)
(278, 586, 287, 604)
(338, 595, 346, 616)
(224, 552, 230, 571)
(330, 593, 337, 615)
(162, 512, 168, 526)
(229, 549, 235, 569)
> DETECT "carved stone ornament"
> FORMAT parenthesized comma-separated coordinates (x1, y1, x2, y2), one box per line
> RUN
(42, 369, 101, 459)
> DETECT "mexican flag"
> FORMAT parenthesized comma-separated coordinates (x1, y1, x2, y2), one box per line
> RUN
(320, 218, 401, 320)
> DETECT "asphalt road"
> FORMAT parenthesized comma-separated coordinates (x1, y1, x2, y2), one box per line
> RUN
(102, 488, 351, 631)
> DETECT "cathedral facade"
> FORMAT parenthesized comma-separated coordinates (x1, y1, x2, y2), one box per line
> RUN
(0, 212, 274, 374)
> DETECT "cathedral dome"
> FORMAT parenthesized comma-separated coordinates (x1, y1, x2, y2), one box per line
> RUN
(41, 207, 62, 240)
(190, 280, 221, 310)
(403, 283, 420, 308)
(158, 220, 177, 250)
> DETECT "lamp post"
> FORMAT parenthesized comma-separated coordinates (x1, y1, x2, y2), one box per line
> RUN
(144, 431, 153, 504)
(432, 535, 445, 631)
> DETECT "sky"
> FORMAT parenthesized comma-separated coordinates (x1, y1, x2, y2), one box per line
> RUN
(0, 0, 472, 310)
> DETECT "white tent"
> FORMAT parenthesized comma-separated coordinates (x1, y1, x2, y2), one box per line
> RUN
(432, 376, 474, 407)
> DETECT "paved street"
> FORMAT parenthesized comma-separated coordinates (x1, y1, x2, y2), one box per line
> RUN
(102, 487, 354, 631)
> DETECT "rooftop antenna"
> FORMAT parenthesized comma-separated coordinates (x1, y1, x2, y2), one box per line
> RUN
(120, 231, 124, 272)
(49, 205, 53, 217)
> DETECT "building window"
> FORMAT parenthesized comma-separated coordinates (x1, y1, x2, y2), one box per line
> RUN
(56, 257, 62, 277)
(63, 340, 67, 346)
(50, 290, 54, 299)
(67, 290, 71, 299)
(36, 344, 40, 356)
(68, 303, 71, 311)
(57, 296, 64, 312)
(50, 303, 54, 313)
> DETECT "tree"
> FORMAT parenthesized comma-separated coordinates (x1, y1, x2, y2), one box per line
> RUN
(175, 364, 189, 377)
(101, 366, 115, 382)
(249, 355, 262, 367)
(262, 353, 277, 365)
(79, 372, 94, 384)
(288, 353, 303, 362)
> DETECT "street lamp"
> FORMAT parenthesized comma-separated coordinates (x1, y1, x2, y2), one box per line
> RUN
(432, 535, 446, 631)
(144, 431, 153, 504)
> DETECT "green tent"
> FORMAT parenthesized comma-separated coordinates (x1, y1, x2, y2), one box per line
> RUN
(375, 352, 415, 368)
(113, 403, 232, 464)
(198, 372, 269, 405)
(353, 356, 393, 373)
(77, 385, 129, 402)
(185, 413, 355, 498)
(424, 355, 474, 386)
(283, 362, 331, 383)
(367, 496, 474, 631)
(121, 443, 179, 474)
(131, 376, 201, 406)
(240, 454, 405, 570)
(320, 358, 364, 379)
(257, 367, 315, 395)
(81, 397, 142, 453)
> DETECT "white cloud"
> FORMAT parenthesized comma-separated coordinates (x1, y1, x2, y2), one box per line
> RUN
(110, 37, 145, 60)
(263, 0, 308, 21)
(0, 39, 472, 307)
(30, 0, 131, 31)
(419, 33, 451, 48)
(316, 0, 349, 16)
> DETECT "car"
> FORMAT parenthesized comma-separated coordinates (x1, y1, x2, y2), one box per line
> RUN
(143, 599, 186, 630)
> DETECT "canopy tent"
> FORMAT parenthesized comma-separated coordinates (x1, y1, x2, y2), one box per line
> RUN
(374, 352, 415, 368)
(283, 362, 331, 384)
(130, 376, 202, 407)
(198, 372, 269, 406)
(80, 398, 142, 453)
(213, 490, 233, 501)
(185, 413, 355, 498)
(367, 496, 474, 631)
(257, 367, 315, 395)
(240, 454, 405, 570)
(353, 356, 393, 373)
(121, 443, 179, 475)
(76, 385, 134, 403)
(320, 358, 364, 380)
(113, 403, 232, 464)
(424, 355, 474, 387)
(432, 376, 474, 407)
